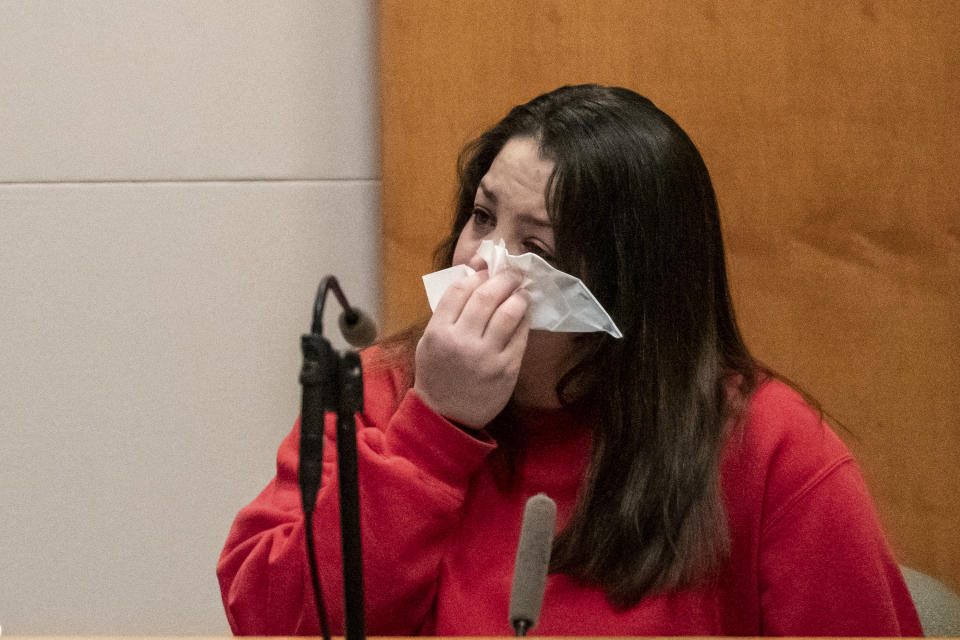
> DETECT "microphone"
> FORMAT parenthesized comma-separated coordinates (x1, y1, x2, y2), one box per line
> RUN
(509, 493, 557, 636)
(338, 307, 377, 349)
(299, 276, 375, 517)
(299, 274, 375, 640)
(313, 276, 378, 348)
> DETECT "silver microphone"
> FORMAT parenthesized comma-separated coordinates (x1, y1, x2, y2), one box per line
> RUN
(509, 493, 557, 636)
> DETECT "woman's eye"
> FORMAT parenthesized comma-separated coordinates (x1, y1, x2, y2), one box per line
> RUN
(472, 207, 496, 231)
(524, 241, 555, 264)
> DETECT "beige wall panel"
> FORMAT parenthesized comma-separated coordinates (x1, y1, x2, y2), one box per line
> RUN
(378, 0, 959, 593)
(0, 181, 379, 633)
(0, 1, 378, 182)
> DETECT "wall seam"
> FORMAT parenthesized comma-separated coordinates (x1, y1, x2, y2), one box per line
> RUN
(0, 178, 381, 187)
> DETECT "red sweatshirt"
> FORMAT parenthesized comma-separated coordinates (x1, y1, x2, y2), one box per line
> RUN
(217, 347, 921, 636)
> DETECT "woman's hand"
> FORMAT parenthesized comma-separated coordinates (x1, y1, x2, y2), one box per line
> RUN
(414, 265, 530, 429)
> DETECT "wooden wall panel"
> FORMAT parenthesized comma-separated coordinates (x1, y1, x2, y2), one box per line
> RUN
(378, 0, 959, 593)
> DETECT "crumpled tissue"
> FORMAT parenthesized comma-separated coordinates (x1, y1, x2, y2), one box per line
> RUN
(422, 239, 622, 338)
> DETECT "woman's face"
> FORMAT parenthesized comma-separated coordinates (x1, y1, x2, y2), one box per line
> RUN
(452, 136, 557, 267)
(452, 136, 575, 408)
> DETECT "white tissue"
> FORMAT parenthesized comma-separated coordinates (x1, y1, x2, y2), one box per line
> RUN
(422, 239, 622, 338)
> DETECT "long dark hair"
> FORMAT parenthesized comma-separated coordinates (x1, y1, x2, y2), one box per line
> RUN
(432, 84, 763, 607)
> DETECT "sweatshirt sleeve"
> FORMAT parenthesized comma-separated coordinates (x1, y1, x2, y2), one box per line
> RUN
(750, 386, 922, 636)
(216, 359, 495, 636)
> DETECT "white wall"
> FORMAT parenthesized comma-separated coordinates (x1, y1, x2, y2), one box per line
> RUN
(0, 2, 380, 634)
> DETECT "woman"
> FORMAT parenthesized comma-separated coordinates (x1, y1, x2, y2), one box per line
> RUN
(218, 84, 920, 635)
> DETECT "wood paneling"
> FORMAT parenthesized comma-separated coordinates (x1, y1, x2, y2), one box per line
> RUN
(378, 0, 960, 593)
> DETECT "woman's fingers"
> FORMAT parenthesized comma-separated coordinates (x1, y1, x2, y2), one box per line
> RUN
(430, 268, 489, 325)
(413, 266, 532, 429)
(484, 288, 530, 349)
(456, 268, 525, 336)
(502, 307, 532, 363)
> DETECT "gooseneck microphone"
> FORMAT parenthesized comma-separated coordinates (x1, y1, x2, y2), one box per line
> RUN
(298, 275, 376, 640)
(315, 276, 377, 348)
(509, 493, 557, 636)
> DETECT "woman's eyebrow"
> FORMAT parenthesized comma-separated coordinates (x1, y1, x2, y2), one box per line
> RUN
(517, 213, 553, 229)
(478, 181, 552, 228)
(478, 182, 497, 203)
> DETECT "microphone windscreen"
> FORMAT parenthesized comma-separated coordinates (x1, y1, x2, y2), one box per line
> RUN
(338, 308, 378, 348)
(509, 493, 556, 632)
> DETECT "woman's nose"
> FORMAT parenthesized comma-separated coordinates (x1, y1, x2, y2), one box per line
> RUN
(465, 253, 487, 271)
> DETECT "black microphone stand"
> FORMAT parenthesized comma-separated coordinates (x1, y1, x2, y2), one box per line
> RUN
(298, 276, 366, 640)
